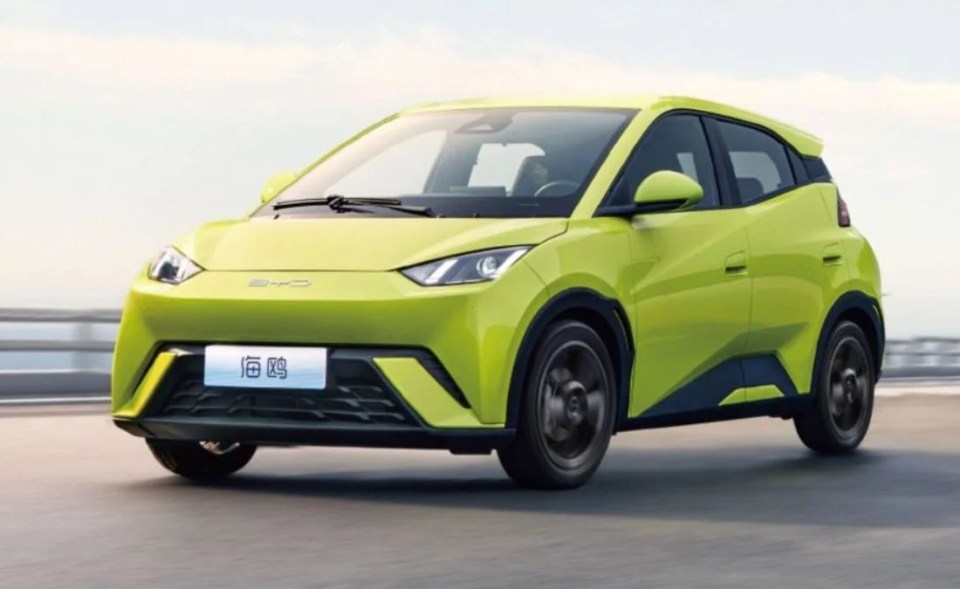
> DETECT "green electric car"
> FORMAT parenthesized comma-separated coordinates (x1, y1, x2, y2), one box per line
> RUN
(112, 96, 883, 489)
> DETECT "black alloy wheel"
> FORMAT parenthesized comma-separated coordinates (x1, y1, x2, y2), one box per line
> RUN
(795, 321, 875, 454)
(147, 439, 256, 480)
(498, 320, 616, 489)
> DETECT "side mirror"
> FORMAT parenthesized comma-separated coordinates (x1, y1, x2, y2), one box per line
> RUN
(260, 170, 298, 203)
(632, 170, 703, 213)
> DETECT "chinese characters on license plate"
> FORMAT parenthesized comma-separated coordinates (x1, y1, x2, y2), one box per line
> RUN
(203, 345, 327, 390)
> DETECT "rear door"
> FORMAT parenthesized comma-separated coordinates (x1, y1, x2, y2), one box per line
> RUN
(708, 118, 848, 397)
(610, 114, 752, 418)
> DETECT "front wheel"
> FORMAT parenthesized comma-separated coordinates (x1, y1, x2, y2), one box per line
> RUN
(794, 320, 875, 454)
(498, 320, 616, 490)
(147, 439, 256, 480)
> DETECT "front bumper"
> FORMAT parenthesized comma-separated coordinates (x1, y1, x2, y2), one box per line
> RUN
(113, 347, 512, 452)
(114, 418, 512, 453)
(112, 264, 551, 443)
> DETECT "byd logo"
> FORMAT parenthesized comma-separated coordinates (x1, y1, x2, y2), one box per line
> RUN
(247, 278, 312, 288)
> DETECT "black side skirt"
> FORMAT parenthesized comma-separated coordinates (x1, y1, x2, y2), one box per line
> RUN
(617, 395, 813, 432)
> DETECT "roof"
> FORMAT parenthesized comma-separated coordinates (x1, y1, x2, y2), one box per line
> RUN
(402, 95, 823, 157)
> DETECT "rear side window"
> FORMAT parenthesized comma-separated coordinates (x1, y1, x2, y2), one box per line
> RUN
(609, 115, 719, 209)
(803, 156, 832, 182)
(716, 121, 795, 203)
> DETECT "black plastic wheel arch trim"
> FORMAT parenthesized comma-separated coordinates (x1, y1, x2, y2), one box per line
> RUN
(812, 291, 885, 386)
(505, 288, 635, 430)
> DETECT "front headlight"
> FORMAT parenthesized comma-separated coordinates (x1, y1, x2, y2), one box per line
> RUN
(147, 247, 203, 285)
(401, 246, 531, 286)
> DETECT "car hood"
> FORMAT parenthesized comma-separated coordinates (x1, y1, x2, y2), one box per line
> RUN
(177, 217, 568, 271)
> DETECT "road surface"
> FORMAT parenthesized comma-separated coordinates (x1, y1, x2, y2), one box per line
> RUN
(2, 393, 960, 588)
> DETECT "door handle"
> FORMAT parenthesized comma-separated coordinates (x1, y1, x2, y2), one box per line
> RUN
(822, 243, 844, 266)
(724, 251, 748, 276)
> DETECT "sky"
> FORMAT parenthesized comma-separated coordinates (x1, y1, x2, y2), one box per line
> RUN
(1, 0, 958, 337)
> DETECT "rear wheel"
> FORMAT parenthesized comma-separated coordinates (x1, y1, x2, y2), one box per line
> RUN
(794, 321, 875, 454)
(147, 439, 256, 480)
(498, 320, 616, 490)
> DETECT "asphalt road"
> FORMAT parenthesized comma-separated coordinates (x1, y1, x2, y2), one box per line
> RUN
(2, 394, 960, 588)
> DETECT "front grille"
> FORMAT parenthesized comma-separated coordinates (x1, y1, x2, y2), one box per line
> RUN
(151, 354, 418, 427)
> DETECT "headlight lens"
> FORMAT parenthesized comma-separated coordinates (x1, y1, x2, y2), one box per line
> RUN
(401, 246, 531, 286)
(147, 247, 203, 285)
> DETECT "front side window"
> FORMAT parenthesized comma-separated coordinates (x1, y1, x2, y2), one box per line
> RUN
(715, 121, 796, 203)
(607, 115, 720, 209)
(266, 109, 632, 218)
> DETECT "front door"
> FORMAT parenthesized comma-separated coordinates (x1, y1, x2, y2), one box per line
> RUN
(607, 114, 753, 418)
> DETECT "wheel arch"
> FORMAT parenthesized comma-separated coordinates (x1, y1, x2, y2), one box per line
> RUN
(505, 288, 634, 430)
(814, 291, 885, 387)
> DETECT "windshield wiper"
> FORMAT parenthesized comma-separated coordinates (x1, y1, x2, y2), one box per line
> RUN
(273, 195, 437, 218)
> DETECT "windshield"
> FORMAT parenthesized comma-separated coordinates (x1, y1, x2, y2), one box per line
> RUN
(264, 108, 633, 218)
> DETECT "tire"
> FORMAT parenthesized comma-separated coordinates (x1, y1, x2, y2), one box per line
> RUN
(794, 320, 875, 454)
(146, 439, 256, 480)
(498, 320, 617, 490)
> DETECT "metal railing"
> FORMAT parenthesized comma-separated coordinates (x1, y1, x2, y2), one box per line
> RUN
(0, 308, 120, 398)
(882, 338, 960, 378)
(0, 307, 958, 399)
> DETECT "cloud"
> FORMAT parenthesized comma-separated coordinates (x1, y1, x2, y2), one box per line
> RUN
(319, 33, 960, 136)
(0, 26, 318, 87)
(4, 24, 960, 133)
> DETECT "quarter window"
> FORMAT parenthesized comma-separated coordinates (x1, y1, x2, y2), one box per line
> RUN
(715, 121, 795, 203)
(609, 115, 720, 209)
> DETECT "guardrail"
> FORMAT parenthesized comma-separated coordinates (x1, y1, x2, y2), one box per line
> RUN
(0, 308, 120, 398)
(882, 338, 960, 378)
(0, 308, 959, 399)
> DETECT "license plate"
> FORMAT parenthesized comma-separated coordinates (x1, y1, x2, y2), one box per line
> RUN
(204, 345, 327, 390)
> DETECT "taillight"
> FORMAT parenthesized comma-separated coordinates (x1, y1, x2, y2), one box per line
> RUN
(837, 194, 851, 227)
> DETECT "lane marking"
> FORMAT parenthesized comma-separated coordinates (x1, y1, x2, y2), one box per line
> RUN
(0, 396, 109, 405)
(877, 388, 960, 398)
(877, 379, 960, 397)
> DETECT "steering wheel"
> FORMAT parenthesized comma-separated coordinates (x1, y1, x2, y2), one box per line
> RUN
(534, 180, 579, 198)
